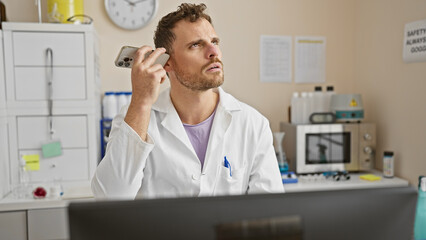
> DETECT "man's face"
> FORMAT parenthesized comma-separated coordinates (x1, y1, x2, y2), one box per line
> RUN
(167, 18, 224, 91)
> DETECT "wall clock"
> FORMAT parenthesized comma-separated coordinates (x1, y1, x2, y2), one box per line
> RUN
(104, 0, 158, 30)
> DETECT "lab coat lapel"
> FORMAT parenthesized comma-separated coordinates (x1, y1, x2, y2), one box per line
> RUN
(201, 88, 241, 195)
(153, 89, 196, 157)
(161, 107, 195, 154)
(204, 104, 232, 169)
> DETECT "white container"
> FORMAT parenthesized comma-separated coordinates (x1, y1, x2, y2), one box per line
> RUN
(291, 92, 300, 124)
(300, 92, 310, 124)
(116, 92, 128, 114)
(102, 92, 118, 119)
(324, 86, 335, 112)
(306, 92, 314, 123)
(125, 92, 132, 105)
(383, 151, 394, 178)
(312, 86, 325, 113)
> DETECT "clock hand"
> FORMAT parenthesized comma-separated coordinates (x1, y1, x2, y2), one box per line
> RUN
(124, 0, 136, 7)
(132, 0, 147, 4)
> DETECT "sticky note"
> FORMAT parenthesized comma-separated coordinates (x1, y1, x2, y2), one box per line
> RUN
(360, 174, 381, 181)
(22, 154, 40, 171)
(42, 140, 62, 158)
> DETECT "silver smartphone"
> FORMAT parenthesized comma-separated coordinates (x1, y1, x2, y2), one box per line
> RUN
(114, 46, 170, 68)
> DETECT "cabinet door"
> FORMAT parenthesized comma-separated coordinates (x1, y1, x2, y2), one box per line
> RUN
(0, 117, 10, 198)
(14, 67, 86, 101)
(0, 211, 27, 240)
(28, 208, 69, 240)
(20, 149, 89, 182)
(12, 32, 85, 66)
(17, 115, 88, 149)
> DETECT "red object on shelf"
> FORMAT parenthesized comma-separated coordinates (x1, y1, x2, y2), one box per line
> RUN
(33, 187, 47, 199)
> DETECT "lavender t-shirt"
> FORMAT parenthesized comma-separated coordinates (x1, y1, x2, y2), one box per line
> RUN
(183, 110, 216, 169)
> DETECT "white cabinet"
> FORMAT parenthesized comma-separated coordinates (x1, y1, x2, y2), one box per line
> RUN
(0, 211, 28, 240)
(2, 22, 100, 191)
(27, 208, 69, 240)
(0, 30, 10, 199)
(12, 32, 85, 66)
(0, 207, 69, 240)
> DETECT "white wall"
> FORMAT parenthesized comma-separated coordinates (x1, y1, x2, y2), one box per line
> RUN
(354, 0, 426, 185)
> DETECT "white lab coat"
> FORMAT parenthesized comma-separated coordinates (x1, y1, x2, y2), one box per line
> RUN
(92, 87, 284, 199)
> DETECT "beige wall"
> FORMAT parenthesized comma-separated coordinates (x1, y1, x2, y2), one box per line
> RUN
(2, 0, 424, 184)
(354, 0, 426, 185)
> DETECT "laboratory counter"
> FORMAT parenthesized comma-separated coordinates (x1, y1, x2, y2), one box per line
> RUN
(283, 170, 409, 193)
(0, 170, 410, 211)
(0, 171, 411, 240)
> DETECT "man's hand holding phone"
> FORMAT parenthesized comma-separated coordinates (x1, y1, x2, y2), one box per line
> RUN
(130, 46, 168, 108)
(121, 46, 169, 141)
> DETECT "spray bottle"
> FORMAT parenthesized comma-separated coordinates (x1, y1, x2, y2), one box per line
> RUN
(414, 176, 426, 240)
(273, 132, 289, 173)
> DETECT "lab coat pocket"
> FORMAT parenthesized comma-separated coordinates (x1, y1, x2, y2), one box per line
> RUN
(215, 166, 245, 195)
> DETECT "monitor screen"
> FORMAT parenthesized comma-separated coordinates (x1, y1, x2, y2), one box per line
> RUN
(68, 186, 417, 240)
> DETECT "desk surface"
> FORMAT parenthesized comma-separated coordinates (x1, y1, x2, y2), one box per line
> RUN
(284, 170, 409, 192)
(0, 171, 410, 211)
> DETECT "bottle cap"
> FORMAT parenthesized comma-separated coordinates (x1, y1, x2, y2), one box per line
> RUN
(105, 92, 115, 95)
(292, 92, 299, 97)
(384, 151, 394, 157)
(326, 86, 334, 91)
(314, 86, 322, 91)
(301, 92, 308, 97)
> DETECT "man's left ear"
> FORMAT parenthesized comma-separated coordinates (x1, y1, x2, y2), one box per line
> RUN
(163, 60, 172, 73)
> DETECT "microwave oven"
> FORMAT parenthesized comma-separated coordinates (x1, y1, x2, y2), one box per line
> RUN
(280, 122, 376, 174)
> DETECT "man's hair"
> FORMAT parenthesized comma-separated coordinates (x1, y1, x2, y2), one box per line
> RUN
(154, 3, 212, 54)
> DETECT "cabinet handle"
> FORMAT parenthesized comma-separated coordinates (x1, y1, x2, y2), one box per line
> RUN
(45, 48, 54, 137)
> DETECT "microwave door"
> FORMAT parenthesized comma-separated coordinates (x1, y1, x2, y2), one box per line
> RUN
(297, 124, 358, 173)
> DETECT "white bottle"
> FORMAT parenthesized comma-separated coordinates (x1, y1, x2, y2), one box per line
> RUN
(312, 86, 325, 113)
(125, 92, 132, 105)
(116, 92, 128, 114)
(102, 92, 118, 119)
(300, 92, 309, 124)
(307, 92, 315, 123)
(324, 86, 335, 112)
(291, 92, 300, 124)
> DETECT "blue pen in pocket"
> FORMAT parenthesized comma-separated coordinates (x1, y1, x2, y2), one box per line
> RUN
(224, 156, 232, 177)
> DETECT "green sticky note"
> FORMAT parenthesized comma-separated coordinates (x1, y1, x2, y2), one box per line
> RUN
(23, 154, 40, 171)
(42, 140, 62, 158)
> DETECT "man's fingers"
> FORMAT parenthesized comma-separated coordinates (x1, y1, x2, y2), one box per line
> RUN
(142, 48, 166, 67)
(133, 46, 153, 64)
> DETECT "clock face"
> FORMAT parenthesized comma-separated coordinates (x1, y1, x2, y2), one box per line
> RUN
(105, 0, 158, 30)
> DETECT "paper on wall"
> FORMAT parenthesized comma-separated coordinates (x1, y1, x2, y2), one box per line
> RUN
(295, 36, 326, 84)
(403, 19, 426, 63)
(260, 35, 292, 83)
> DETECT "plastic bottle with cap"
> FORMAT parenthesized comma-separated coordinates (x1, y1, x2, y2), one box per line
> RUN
(116, 92, 128, 114)
(300, 92, 309, 124)
(414, 176, 426, 240)
(312, 86, 325, 114)
(306, 92, 314, 123)
(102, 92, 118, 119)
(125, 92, 132, 105)
(291, 92, 300, 124)
(324, 86, 335, 112)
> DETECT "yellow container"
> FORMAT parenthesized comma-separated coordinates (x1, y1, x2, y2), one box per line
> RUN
(47, 0, 84, 23)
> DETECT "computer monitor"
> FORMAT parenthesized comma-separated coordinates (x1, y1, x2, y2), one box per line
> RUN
(68, 186, 417, 240)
